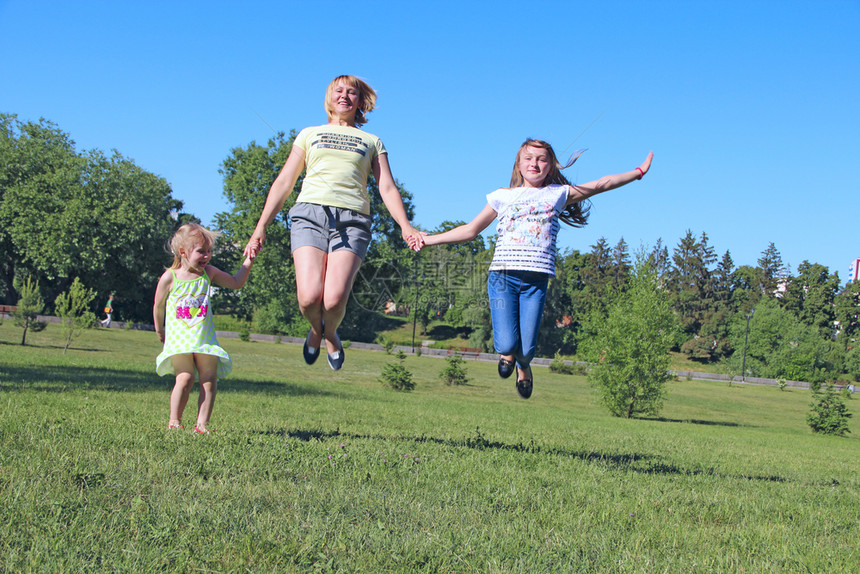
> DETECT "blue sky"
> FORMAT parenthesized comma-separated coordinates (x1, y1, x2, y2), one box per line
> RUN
(2, 1, 858, 282)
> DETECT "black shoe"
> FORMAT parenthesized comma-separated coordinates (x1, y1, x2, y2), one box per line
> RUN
(303, 329, 321, 365)
(498, 357, 515, 379)
(327, 341, 345, 371)
(516, 366, 533, 399)
(516, 378, 533, 399)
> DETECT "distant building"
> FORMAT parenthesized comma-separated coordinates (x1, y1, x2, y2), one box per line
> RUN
(849, 258, 860, 283)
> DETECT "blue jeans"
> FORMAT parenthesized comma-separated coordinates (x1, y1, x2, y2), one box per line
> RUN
(487, 270, 549, 371)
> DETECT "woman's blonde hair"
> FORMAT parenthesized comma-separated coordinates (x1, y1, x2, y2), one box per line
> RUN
(324, 75, 377, 127)
(168, 223, 218, 269)
(509, 139, 590, 228)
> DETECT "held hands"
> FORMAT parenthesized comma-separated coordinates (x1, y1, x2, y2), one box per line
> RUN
(407, 231, 428, 252)
(402, 225, 425, 252)
(243, 229, 265, 259)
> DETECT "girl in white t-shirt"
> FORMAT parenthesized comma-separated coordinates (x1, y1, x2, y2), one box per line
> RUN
(415, 139, 652, 399)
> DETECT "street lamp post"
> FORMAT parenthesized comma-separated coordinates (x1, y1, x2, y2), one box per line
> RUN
(411, 262, 422, 353)
(741, 307, 755, 382)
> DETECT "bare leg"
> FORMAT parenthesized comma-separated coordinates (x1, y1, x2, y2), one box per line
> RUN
(194, 354, 219, 431)
(293, 246, 327, 347)
(169, 354, 196, 427)
(321, 250, 362, 354)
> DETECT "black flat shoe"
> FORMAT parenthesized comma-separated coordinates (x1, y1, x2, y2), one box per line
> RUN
(516, 366, 533, 399)
(498, 357, 515, 379)
(516, 378, 533, 399)
(303, 329, 321, 365)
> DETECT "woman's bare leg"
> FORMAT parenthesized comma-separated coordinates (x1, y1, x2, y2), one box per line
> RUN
(293, 245, 328, 347)
(320, 250, 362, 354)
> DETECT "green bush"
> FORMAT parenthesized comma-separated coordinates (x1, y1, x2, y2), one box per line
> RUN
(54, 277, 97, 354)
(549, 351, 585, 375)
(806, 385, 852, 436)
(379, 350, 415, 392)
(439, 353, 470, 386)
(13, 275, 46, 345)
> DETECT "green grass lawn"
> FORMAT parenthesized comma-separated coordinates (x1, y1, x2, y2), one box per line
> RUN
(1, 322, 858, 573)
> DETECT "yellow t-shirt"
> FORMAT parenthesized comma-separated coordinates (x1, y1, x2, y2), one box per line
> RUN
(294, 124, 387, 215)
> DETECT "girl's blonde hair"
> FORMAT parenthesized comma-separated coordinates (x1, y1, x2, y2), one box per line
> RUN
(509, 139, 591, 228)
(324, 75, 377, 127)
(168, 223, 218, 269)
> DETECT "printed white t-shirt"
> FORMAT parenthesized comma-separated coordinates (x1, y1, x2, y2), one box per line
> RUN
(486, 185, 569, 276)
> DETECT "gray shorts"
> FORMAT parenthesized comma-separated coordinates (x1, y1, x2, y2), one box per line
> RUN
(289, 202, 372, 259)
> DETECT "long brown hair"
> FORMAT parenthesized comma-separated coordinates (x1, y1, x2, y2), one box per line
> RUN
(324, 75, 377, 127)
(509, 139, 590, 228)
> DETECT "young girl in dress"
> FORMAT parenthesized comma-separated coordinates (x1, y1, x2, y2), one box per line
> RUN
(154, 223, 254, 432)
(413, 139, 652, 399)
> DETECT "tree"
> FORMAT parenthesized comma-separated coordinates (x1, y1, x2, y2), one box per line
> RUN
(757, 242, 787, 297)
(12, 275, 46, 345)
(609, 237, 631, 294)
(670, 230, 718, 354)
(439, 353, 470, 386)
(846, 347, 860, 382)
(834, 279, 860, 350)
(783, 261, 839, 340)
(1, 114, 79, 305)
(579, 237, 614, 321)
(645, 238, 671, 280)
(807, 385, 852, 436)
(379, 350, 415, 391)
(0, 115, 185, 320)
(713, 250, 735, 311)
(582, 256, 678, 418)
(54, 277, 97, 353)
(731, 265, 763, 314)
(727, 297, 834, 384)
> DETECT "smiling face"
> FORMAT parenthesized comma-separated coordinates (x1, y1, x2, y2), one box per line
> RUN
(332, 81, 359, 113)
(182, 238, 212, 272)
(517, 145, 552, 188)
(326, 79, 361, 124)
(323, 75, 377, 127)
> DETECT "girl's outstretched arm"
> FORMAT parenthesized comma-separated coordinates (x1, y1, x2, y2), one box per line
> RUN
(208, 255, 254, 290)
(422, 204, 498, 247)
(244, 146, 307, 258)
(153, 269, 173, 344)
(566, 151, 653, 206)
